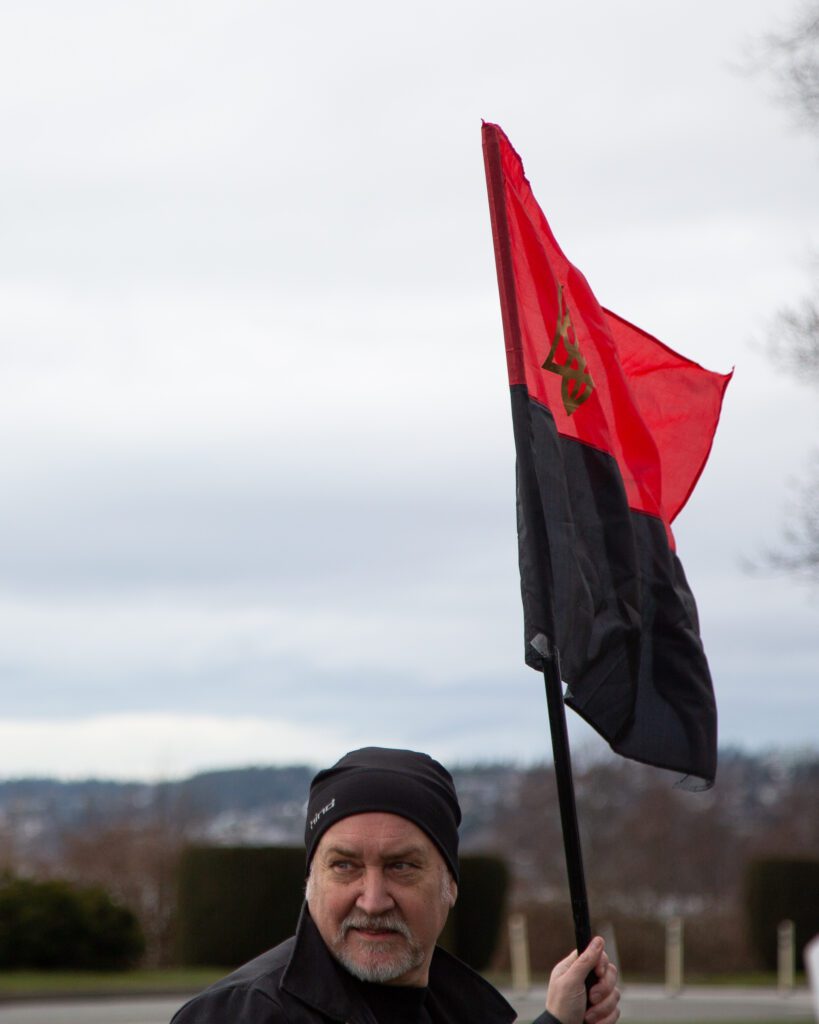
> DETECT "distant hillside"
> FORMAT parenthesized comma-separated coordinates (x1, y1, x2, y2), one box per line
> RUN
(0, 762, 518, 855)
(0, 765, 314, 817)
(2, 748, 817, 872)
(0, 766, 313, 856)
(3, 749, 817, 973)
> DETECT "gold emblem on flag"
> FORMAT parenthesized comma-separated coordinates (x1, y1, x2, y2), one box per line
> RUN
(542, 285, 595, 415)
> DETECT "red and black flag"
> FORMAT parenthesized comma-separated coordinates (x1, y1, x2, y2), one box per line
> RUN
(482, 122, 731, 788)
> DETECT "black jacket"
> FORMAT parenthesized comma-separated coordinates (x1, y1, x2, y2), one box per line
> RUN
(170, 908, 558, 1024)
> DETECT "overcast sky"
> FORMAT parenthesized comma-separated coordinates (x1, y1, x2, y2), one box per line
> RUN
(1, 0, 818, 781)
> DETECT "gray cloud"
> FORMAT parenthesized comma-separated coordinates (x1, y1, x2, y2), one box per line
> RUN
(1, 0, 817, 777)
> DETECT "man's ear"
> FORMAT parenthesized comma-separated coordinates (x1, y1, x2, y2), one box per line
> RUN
(448, 879, 458, 908)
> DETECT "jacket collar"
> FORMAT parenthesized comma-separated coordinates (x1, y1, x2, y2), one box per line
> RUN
(281, 904, 516, 1024)
(282, 905, 367, 1022)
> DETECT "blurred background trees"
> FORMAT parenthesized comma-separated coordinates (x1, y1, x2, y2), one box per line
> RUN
(755, 4, 819, 579)
(2, 753, 816, 975)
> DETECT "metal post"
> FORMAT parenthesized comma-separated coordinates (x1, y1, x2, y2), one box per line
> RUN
(804, 934, 819, 1021)
(509, 912, 531, 992)
(778, 919, 795, 993)
(600, 921, 621, 981)
(665, 916, 683, 995)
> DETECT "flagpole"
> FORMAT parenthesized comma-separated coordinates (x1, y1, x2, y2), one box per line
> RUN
(531, 634, 592, 957)
(482, 123, 594, 960)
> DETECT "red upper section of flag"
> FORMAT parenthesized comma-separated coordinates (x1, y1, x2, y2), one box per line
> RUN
(483, 121, 731, 541)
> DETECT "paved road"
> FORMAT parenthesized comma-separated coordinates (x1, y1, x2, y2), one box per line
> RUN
(0, 998, 181, 1024)
(513, 984, 814, 1022)
(0, 986, 813, 1023)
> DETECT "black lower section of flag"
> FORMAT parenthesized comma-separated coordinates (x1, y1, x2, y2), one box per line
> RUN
(511, 386, 717, 787)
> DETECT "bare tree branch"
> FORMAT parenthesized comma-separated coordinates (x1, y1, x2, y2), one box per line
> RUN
(746, 4, 819, 581)
(769, 292, 819, 387)
(757, 452, 819, 583)
(764, 4, 819, 130)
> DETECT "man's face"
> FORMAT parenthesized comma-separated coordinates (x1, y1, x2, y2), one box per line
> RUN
(305, 811, 457, 987)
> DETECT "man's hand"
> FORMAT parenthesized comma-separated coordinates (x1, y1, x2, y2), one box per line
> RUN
(545, 936, 620, 1024)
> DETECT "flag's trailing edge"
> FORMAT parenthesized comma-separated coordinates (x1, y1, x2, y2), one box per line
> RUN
(482, 121, 732, 789)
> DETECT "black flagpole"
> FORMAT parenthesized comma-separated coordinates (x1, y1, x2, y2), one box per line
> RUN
(482, 124, 594, 962)
(530, 633, 592, 957)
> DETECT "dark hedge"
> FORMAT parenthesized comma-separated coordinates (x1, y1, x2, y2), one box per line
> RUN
(176, 846, 305, 966)
(176, 846, 508, 972)
(745, 857, 819, 970)
(449, 855, 509, 971)
(0, 874, 144, 970)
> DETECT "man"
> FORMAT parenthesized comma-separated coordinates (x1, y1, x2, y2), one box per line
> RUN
(171, 747, 620, 1024)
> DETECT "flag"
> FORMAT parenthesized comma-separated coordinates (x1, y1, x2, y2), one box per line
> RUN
(482, 122, 731, 788)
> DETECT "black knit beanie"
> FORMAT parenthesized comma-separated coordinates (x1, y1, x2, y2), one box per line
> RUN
(304, 747, 462, 882)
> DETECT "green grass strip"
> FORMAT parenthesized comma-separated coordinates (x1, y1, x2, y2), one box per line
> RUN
(0, 968, 227, 998)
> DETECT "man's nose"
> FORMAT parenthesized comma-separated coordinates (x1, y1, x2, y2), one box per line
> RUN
(355, 870, 395, 915)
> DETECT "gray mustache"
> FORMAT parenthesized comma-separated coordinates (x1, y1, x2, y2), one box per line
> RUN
(340, 913, 411, 940)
